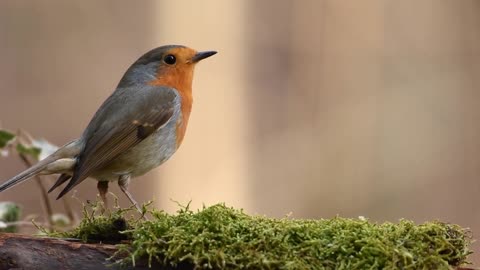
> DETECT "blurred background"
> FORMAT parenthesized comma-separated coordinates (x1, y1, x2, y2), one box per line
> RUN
(0, 0, 480, 263)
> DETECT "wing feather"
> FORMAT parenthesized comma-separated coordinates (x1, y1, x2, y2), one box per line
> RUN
(56, 86, 177, 199)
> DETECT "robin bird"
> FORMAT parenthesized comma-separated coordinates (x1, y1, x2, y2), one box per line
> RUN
(0, 45, 216, 212)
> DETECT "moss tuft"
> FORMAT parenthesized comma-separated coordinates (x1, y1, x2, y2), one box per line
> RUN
(63, 203, 472, 269)
(60, 201, 135, 243)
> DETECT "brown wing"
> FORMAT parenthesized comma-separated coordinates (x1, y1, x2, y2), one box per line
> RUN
(56, 86, 177, 199)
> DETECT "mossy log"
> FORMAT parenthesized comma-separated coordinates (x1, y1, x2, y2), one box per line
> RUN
(1, 204, 474, 269)
(0, 233, 476, 270)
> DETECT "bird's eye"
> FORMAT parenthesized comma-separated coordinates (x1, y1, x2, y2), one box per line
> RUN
(164, 54, 176, 65)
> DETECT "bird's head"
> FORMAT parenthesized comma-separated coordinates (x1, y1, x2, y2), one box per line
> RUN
(118, 45, 217, 89)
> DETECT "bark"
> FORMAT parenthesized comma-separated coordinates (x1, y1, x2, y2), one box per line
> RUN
(0, 233, 164, 270)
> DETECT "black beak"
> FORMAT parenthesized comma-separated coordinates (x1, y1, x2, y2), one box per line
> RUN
(191, 51, 217, 63)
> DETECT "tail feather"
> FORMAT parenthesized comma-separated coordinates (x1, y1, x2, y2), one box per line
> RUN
(48, 173, 71, 193)
(0, 139, 82, 193)
(0, 157, 55, 192)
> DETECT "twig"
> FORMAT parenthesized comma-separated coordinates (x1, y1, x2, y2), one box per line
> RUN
(4, 221, 48, 228)
(18, 153, 53, 229)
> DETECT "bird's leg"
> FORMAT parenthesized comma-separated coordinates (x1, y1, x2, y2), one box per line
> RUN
(118, 175, 144, 216)
(97, 181, 109, 213)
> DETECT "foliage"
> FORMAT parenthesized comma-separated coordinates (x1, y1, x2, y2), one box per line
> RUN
(0, 202, 21, 233)
(0, 130, 15, 148)
(0, 128, 57, 160)
(0, 128, 72, 232)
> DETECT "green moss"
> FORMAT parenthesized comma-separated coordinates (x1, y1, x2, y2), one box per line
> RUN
(59, 201, 136, 243)
(63, 203, 472, 269)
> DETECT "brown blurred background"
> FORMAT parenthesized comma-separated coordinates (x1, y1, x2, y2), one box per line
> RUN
(1, 0, 480, 263)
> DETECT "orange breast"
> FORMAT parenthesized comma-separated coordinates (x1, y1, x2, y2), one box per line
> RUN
(174, 91, 192, 147)
(148, 65, 194, 148)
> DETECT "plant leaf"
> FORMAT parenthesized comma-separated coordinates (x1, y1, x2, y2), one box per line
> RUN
(0, 129, 15, 148)
(0, 202, 21, 233)
(16, 143, 41, 160)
